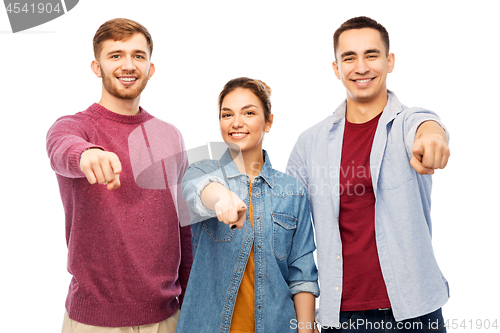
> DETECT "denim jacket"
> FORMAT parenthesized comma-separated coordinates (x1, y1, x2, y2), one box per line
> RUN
(175, 149, 319, 333)
(286, 91, 449, 326)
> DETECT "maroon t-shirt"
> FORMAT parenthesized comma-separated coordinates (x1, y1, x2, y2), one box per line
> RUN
(339, 112, 391, 311)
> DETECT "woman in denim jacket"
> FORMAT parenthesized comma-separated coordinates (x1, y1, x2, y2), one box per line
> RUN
(176, 77, 319, 333)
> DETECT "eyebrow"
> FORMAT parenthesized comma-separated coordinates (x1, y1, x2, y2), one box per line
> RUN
(340, 48, 381, 58)
(221, 104, 259, 112)
(106, 49, 148, 56)
(340, 51, 356, 58)
(242, 104, 258, 110)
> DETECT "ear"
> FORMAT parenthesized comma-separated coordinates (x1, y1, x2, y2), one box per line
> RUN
(387, 53, 395, 73)
(332, 60, 341, 80)
(266, 114, 274, 131)
(91, 60, 102, 78)
(148, 62, 156, 79)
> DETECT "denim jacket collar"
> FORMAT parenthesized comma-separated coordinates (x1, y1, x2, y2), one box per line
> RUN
(219, 148, 274, 189)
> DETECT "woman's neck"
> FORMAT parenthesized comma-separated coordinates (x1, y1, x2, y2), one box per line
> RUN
(229, 147, 264, 181)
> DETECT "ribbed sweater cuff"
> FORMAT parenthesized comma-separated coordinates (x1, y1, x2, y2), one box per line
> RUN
(70, 143, 105, 173)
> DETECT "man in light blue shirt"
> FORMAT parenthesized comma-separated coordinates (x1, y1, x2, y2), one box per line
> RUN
(287, 16, 450, 332)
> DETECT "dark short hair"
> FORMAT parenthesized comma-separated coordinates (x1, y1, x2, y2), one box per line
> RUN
(333, 16, 389, 58)
(218, 77, 272, 123)
(93, 18, 153, 60)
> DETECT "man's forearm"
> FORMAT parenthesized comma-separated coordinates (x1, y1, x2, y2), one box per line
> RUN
(415, 120, 447, 142)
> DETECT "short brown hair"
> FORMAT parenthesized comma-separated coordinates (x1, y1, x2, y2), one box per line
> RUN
(218, 77, 272, 123)
(333, 16, 389, 59)
(93, 18, 153, 60)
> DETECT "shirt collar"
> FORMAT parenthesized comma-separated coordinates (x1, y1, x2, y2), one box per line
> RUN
(329, 90, 404, 129)
(219, 148, 274, 189)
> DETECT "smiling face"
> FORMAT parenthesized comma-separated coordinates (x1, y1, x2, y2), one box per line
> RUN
(219, 88, 273, 156)
(91, 33, 155, 102)
(332, 28, 394, 107)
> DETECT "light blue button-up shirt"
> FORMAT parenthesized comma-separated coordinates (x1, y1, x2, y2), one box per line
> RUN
(176, 149, 319, 333)
(286, 91, 449, 327)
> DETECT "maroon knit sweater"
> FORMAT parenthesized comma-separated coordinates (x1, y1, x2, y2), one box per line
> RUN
(46, 103, 193, 327)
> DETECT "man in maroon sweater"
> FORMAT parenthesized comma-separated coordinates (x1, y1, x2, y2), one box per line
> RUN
(46, 18, 193, 332)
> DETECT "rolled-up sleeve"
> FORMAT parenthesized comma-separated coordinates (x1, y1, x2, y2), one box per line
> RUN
(181, 161, 228, 224)
(193, 176, 228, 217)
(287, 186, 319, 297)
(289, 280, 320, 297)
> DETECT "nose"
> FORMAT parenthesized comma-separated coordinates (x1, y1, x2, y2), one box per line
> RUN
(354, 58, 369, 75)
(231, 113, 243, 128)
(121, 55, 136, 71)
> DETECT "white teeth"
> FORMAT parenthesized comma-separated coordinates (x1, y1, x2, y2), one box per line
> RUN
(231, 133, 247, 137)
(356, 78, 373, 83)
(119, 77, 137, 82)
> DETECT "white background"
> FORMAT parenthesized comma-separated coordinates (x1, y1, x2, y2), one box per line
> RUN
(1, 1, 499, 331)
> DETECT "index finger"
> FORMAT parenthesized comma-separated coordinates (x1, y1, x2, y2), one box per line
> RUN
(237, 202, 247, 213)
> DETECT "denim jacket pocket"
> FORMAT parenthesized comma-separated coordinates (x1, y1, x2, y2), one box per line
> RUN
(202, 219, 236, 242)
(272, 212, 297, 260)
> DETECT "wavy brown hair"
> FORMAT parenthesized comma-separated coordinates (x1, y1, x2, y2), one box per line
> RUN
(218, 77, 272, 122)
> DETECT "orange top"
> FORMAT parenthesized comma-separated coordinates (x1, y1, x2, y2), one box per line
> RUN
(230, 182, 255, 333)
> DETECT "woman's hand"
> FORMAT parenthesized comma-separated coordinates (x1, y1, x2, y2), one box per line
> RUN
(201, 183, 247, 229)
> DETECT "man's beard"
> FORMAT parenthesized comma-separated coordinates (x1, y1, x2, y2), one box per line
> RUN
(101, 68, 149, 100)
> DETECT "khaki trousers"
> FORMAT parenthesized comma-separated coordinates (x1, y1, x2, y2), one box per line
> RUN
(62, 310, 180, 333)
